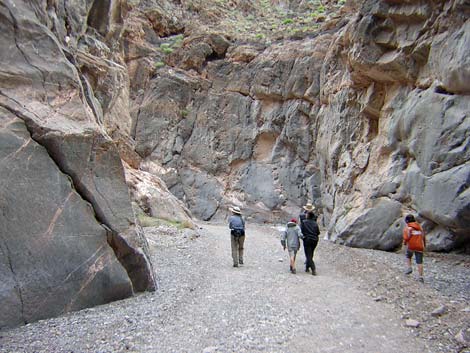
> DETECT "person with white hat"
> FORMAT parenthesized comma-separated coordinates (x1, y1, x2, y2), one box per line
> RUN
(299, 202, 316, 223)
(299, 202, 320, 275)
(228, 206, 246, 267)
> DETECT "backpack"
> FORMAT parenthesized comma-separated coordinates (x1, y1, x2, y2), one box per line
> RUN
(231, 229, 245, 237)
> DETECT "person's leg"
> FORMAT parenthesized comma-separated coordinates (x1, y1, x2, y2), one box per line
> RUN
(310, 240, 318, 274)
(231, 235, 238, 267)
(303, 241, 310, 271)
(405, 249, 413, 274)
(416, 252, 424, 281)
(292, 251, 297, 273)
(238, 235, 245, 264)
(304, 241, 314, 273)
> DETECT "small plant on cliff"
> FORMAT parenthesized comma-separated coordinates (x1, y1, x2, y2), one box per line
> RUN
(162, 47, 174, 54)
(181, 109, 190, 118)
(282, 18, 294, 25)
(155, 61, 165, 69)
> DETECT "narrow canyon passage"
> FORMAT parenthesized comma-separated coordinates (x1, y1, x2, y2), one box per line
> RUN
(1, 223, 431, 353)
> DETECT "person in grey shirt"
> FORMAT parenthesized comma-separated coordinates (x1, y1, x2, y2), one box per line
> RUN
(228, 206, 245, 267)
(281, 218, 303, 274)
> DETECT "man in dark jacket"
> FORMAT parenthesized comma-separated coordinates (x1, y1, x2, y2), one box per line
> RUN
(300, 211, 320, 275)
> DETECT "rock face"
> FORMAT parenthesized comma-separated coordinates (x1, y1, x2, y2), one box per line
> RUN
(131, 0, 469, 253)
(0, 0, 155, 329)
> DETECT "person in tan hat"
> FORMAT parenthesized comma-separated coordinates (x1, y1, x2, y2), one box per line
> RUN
(299, 202, 316, 223)
(299, 202, 320, 274)
(228, 206, 245, 267)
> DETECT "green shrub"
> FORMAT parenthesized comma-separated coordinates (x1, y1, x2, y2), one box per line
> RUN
(138, 214, 161, 227)
(181, 109, 189, 117)
(155, 61, 165, 68)
(162, 47, 174, 54)
(138, 214, 194, 229)
(282, 18, 294, 25)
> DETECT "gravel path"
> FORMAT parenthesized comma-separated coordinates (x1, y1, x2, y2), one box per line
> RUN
(1, 223, 469, 353)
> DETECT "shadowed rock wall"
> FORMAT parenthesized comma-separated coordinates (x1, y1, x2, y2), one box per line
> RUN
(0, 0, 155, 329)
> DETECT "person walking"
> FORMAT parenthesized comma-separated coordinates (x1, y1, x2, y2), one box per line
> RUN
(299, 202, 316, 223)
(281, 218, 303, 274)
(403, 214, 426, 282)
(300, 210, 320, 275)
(228, 206, 245, 268)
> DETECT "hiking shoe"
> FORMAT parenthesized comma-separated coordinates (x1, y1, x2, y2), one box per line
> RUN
(311, 270, 317, 276)
(239, 259, 243, 265)
(233, 264, 238, 268)
(305, 268, 310, 273)
(292, 268, 296, 274)
(404, 268, 412, 275)
(418, 276, 424, 283)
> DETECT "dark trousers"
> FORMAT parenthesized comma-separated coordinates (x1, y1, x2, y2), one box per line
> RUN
(303, 239, 318, 271)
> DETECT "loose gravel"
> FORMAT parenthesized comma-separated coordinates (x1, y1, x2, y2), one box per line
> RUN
(0, 223, 469, 353)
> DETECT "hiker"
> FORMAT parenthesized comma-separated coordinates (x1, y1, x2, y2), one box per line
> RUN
(281, 218, 302, 274)
(403, 214, 426, 282)
(299, 202, 316, 223)
(300, 210, 320, 275)
(228, 206, 245, 268)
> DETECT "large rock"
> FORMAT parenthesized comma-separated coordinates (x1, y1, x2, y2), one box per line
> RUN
(0, 114, 132, 329)
(0, 0, 155, 327)
(332, 198, 403, 250)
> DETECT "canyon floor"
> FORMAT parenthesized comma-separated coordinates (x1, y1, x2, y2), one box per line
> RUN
(1, 223, 469, 353)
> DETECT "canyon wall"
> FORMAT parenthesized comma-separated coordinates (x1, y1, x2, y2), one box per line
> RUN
(0, 0, 469, 327)
(133, 0, 469, 252)
(0, 0, 156, 329)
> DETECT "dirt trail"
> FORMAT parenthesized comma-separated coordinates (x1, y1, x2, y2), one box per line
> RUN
(0, 223, 452, 352)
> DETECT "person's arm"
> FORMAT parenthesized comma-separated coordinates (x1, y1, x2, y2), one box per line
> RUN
(403, 227, 410, 244)
(281, 229, 287, 249)
(297, 226, 304, 239)
(422, 226, 426, 248)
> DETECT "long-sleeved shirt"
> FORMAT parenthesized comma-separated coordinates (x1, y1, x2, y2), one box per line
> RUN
(229, 215, 245, 230)
(281, 222, 302, 251)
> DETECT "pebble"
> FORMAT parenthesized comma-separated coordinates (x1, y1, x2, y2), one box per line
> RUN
(455, 328, 470, 346)
(405, 319, 420, 328)
(431, 305, 448, 317)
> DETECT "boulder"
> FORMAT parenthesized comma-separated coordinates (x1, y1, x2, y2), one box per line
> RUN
(0, 0, 155, 328)
(0, 115, 132, 329)
(124, 165, 195, 227)
(333, 198, 403, 250)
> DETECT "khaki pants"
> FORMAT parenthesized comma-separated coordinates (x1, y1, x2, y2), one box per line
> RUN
(231, 235, 245, 265)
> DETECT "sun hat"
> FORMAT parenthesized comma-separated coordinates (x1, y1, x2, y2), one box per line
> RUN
(230, 206, 242, 215)
(303, 203, 315, 211)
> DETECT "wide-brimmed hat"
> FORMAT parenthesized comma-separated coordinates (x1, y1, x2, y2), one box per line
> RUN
(303, 203, 315, 212)
(230, 206, 242, 215)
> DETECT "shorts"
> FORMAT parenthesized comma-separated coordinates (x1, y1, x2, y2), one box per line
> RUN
(288, 249, 298, 258)
(406, 249, 423, 264)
